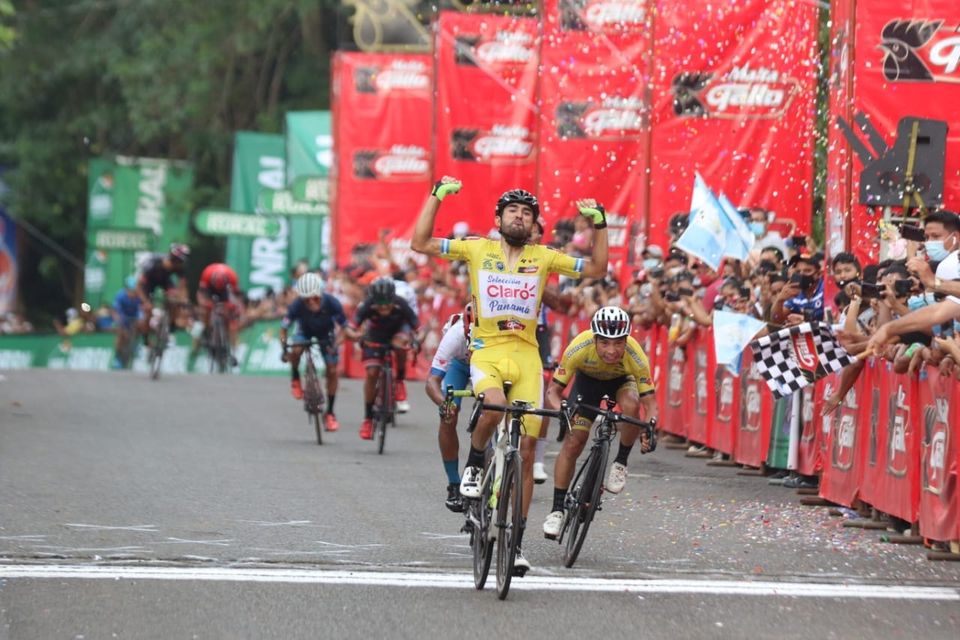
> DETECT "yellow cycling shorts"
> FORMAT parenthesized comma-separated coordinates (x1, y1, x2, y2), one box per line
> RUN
(469, 343, 546, 439)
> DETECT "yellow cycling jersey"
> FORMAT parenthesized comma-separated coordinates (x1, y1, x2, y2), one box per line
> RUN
(553, 329, 655, 395)
(439, 238, 583, 349)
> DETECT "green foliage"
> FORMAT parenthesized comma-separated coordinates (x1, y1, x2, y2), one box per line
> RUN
(0, 0, 339, 322)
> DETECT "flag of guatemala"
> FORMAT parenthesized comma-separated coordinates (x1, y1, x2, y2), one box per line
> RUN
(675, 173, 731, 270)
(717, 192, 755, 261)
(713, 310, 767, 374)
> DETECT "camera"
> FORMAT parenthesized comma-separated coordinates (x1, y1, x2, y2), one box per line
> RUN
(677, 287, 695, 297)
(664, 292, 681, 302)
(898, 224, 926, 242)
(893, 279, 915, 297)
(860, 282, 885, 299)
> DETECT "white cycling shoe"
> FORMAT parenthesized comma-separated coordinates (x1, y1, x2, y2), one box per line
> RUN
(605, 462, 628, 494)
(532, 462, 548, 484)
(513, 548, 531, 576)
(542, 510, 564, 540)
(460, 466, 483, 499)
(396, 400, 410, 413)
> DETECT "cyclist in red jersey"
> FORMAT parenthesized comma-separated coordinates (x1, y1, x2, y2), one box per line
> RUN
(196, 263, 241, 365)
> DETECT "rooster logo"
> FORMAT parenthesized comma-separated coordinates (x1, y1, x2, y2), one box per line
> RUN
(879, 19, 942, 81)
(671, 72, 712, 116)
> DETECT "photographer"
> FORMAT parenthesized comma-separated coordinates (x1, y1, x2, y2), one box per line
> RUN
(867, 210, 960, 353)
(771, 250, 824, 325)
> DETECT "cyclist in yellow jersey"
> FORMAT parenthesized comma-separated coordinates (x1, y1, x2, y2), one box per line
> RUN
(542, 306, 658, 540)
(412, 176, 608, 573)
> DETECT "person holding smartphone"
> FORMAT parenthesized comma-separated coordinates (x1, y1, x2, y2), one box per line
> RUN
(771, 250, 824, 325)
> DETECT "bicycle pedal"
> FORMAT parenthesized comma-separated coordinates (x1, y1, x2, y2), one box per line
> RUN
(543, 532, 558, 541)
(512, 565, 529, 578)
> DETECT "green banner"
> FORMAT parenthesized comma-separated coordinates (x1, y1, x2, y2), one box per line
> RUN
(767, 394, 793, 470)
(83, 157, 194, 307)
(285, 111, 332, 183)
(290, 176, 330, 204)
(0, 319, 307, 377)
(195, 210, 281, 238)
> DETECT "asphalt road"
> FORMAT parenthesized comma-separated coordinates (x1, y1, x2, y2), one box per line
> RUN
(0, 370, 958, 639)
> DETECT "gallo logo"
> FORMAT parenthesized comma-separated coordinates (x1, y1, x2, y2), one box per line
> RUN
(742, 385, 761, 432)
(717, 376, 734, 422)
(887, 384, 910, 476)
(695, 371, 707, 416)
(368, 145, 430, 180)
(561, 0, 647, 32)
(373, 60, 431, 92)
(672, 65, 799, 119)
(456, 31, 534, 66)
(791, 331, 818, 373)
(880, 20, 960, 83)
(800, 390, 816, 443)
(556, 97, 646, 140)
(922, 397, 950, 494)
(832, 414, 856, 470)
(453, 126, 533, 164)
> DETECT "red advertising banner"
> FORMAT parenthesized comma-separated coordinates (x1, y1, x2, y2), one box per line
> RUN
(796, 384, 822, 477)
(331, 52, 433, 266)
(823, 0, 855, 263)
(847, 0, 960, 264)
(663, 343, 688, 438)
(713, 365, 739, 456)
(538, 0, 653, 284)
(820, 364, 870, 508)
(736, 359, 771, 468)
(868, 362, 920, 523)
(858, 357, 887, 508)
(646, 0, 818, 250)
(655, 326, 669, 426)
(688, 330, 712, 446)
(432, 11, 540, 239)
(918, 366, 959, 542)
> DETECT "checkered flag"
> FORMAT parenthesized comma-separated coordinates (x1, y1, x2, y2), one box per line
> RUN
(749, 322, 854, 398)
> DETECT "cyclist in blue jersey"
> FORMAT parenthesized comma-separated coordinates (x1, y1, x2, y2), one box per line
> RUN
(111, 276, 143, 369)
(280, 272, 348, 432)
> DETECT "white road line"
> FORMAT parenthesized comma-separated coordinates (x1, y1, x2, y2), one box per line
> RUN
(64, 524, 158, 532)
(0, 565, 956, 600)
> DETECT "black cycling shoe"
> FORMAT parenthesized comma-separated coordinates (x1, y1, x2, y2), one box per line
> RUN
(445, 483, 465, 513)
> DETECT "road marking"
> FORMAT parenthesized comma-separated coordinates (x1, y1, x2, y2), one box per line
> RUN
(0, 565, 956, 600)
(160, 538, 234, 546)
(64, 524, 158, 532)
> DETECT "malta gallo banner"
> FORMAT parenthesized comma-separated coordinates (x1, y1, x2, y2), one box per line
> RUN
(538, 0, 652, 283)
(646, 0, 818, 249)
(824, 0, 856, 262)
(846, 0, 960, 264)
(433, 11, 540, 238)
(331, 52, 432, 266)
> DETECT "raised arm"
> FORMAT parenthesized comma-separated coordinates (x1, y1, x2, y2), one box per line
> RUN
(574, 199, 608, 278)
(411, 177, 462, 256)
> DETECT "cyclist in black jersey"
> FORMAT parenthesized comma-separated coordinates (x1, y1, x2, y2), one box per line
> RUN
(344, 277, 420, 440)
(137, 243, 190, 342)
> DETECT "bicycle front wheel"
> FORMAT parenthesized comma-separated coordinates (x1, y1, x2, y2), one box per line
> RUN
(563, 449, 604, 568)
(495, 453, 523, 600)
(472, 472, 494, 590)
(150, 317, 168, 380)
(375, 367, 390, 454)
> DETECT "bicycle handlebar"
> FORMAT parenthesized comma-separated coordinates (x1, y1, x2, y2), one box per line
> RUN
(573, 403, 653, 431)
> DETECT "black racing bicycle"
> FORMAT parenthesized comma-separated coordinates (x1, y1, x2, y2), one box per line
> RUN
(207, 300, 231, 374)
(147, 292, 170, 381)
(365, 340, 399, 454)
(452, 387, 569, 600)
(557, 395, 656, 568)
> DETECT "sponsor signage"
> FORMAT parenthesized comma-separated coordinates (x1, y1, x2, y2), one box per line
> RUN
(880, 19, 960, 83)
(195, 210, 281, 238)
(353, 145, 430, 180)
(354, 58, 431, 93)
(93, 228, 154, 251)
(257, 189, 329, 216)
(672, 65, 800, 119)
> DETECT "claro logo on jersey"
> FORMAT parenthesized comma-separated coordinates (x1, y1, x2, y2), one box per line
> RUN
(478, 271, 539, 319)
(560, 0, 648, 32)
(556, 97, 646, 139)
(672, 65, 799, 119)
(354, 60, 430, 94)
(353, 145, 429, 181)
(454, 30, 535, 66)
(922, 397, 950, 495)
(879, 20, 960, 83)
(452, 125, 534, 164)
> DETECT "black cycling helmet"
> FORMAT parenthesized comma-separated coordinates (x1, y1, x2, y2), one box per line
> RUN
(369, 276, 396, 304)
(169, 242, 190, 262)
(495, 189, 539, 219)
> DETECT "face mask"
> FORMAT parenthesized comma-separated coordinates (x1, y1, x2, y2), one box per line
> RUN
(750, 222, 766, 237)
(925, 240, 950, 262)
(907, 293, 936, 311)
(643, 258, 660, 270)
(692, 276, 702, 288)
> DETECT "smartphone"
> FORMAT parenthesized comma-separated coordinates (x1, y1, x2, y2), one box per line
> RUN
(899, 224, 925, 242)
(894, 279, 914, 297)
(860, 282, 885, 299)
(791, 234, 807, 248)
(677, 287, 695, 297)
(664, 292, 681, 302)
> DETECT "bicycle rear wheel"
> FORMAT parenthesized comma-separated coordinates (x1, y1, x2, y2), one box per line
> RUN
(495, 453, 523, 600)
(209, 315, 228, 374)
(375, 366, 390, 454)
(149, 316, 168, 380)
(304, 355, 324, 445)
(563, 449, 603, 568)
(472, 471, 494, 590)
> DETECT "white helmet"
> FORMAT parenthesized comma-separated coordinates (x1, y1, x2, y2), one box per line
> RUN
(591, 306, 630, 339)
(295, 272, 324, 298)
